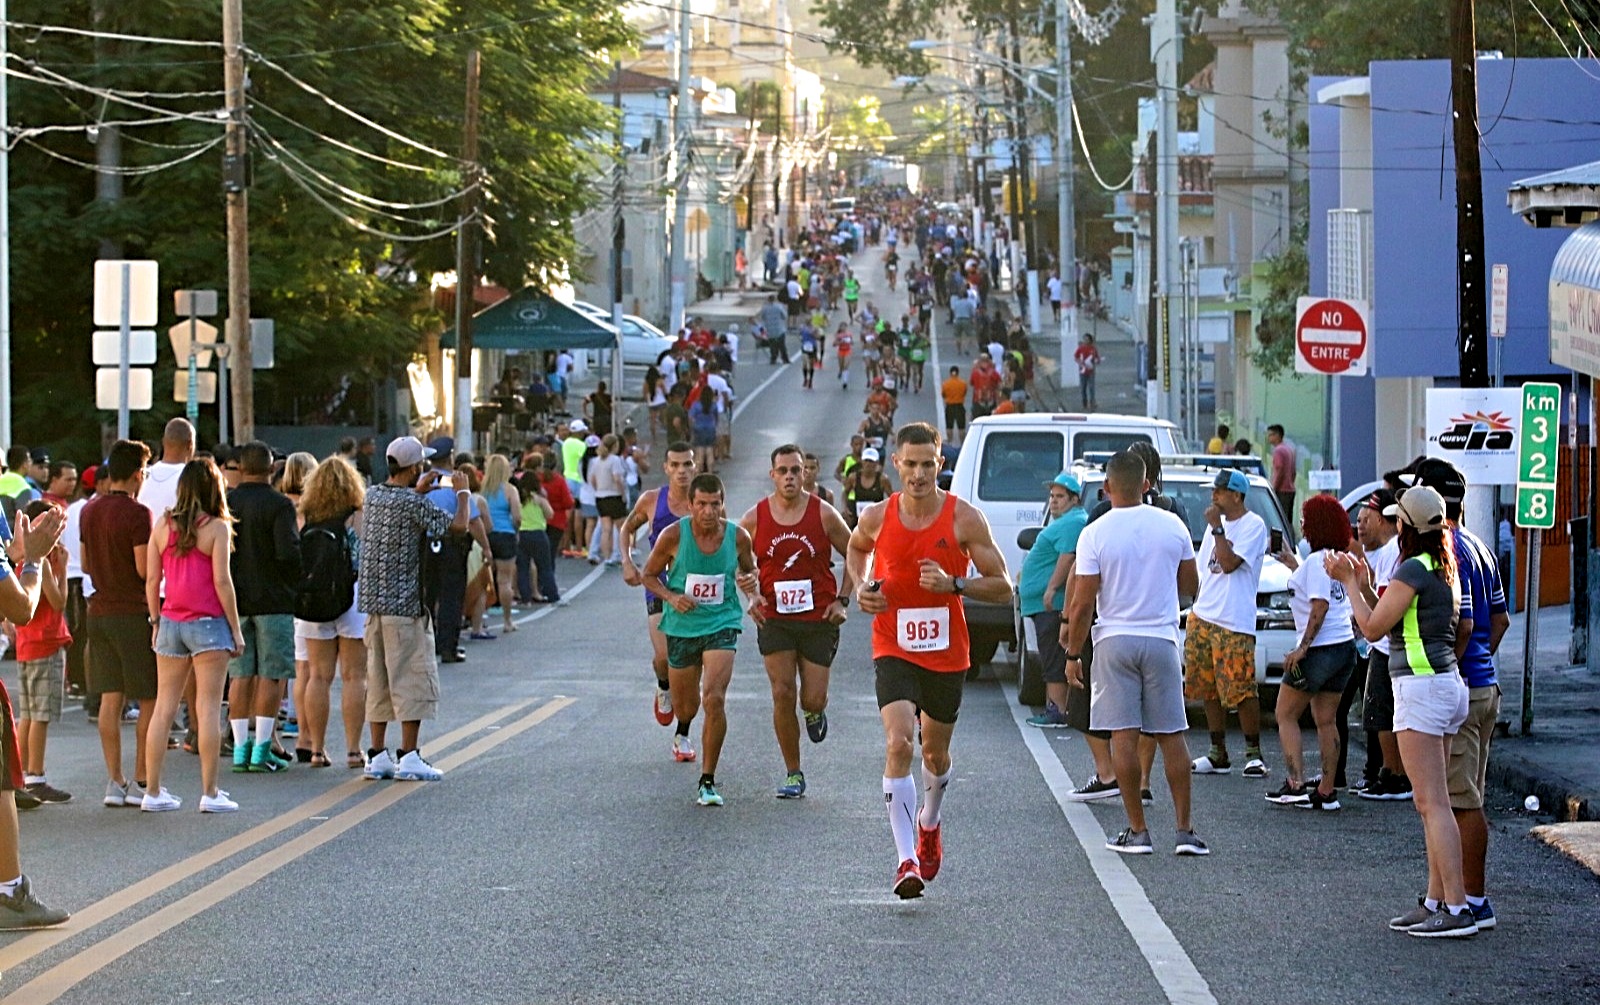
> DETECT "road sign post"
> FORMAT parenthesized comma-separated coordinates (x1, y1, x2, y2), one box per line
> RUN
(174, 290, 219, 426)
(1491, 263, 1508, 387)
(92, 260, 159, 438)
(1516, 381, 1560, 734)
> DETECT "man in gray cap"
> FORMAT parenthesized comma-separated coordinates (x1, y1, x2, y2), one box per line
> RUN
(357, 437, 469, 782)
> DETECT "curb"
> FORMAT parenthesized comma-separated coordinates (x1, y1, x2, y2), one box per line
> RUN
(1485, 741, 1597, 821)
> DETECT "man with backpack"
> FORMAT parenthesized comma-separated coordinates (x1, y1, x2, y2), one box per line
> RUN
(227, 442, 303, 773)
(358, 437, 469, 782)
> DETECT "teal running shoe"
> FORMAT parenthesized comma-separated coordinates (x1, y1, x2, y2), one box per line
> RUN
(776, 771, 807, 799)
(696, 778, 724, 807)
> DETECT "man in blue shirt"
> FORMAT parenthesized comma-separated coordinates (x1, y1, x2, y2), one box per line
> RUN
(1020, 474, 1087, 730)
(1412, 458, 1508, 930)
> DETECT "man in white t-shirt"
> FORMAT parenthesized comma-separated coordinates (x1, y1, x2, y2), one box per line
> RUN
(1352, 487, 1410, 801)
(137, 417, 194, 523)
(1065, 450, 1206, 856)
(705, 364, 735, 462)
(1046, 271, 1063, 323)
(553, 349, 575, 408)
(1185, 469, 1270, 778)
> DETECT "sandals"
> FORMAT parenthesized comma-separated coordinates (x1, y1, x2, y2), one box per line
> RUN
(346, 751, 364, 769)
(310, 751, 332, 768)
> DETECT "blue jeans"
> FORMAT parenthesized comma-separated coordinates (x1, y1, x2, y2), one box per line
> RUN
(518, 529, 558, 601)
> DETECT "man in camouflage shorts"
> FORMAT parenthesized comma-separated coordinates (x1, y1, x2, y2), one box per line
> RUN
(1183, 470, 1270, 778)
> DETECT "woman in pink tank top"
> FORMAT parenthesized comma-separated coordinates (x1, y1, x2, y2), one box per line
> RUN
(143, 459, 244, 814)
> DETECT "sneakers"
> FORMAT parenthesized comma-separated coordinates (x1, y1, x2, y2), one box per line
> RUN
(363, 749, 396, 780)
(1025, 702, 1070, 728)
(1388, 901, 1433, 931)
(1191, 753, 1232, 774)
(248, 742, 290, 773)
(232, 739, 253, 773)
(1106, 828, 1153, 854)
(1065, 776, 1121, 802)
(1360, 772, 1414, 801)
(804, 710, 829, 743)
(25, 782, 72, 804)
(104, 780, 133, 808)
(1407, 908, 1479, 939)
(653, 689, 674, 727)
(199, 790, 239, 813)
(1265, 779, 1310, 805)
(1469, 899, 1497, 929)
(917, 824, 943, 881)
(893, 858, 925, 899)
(1175, 830, 1211, 856)
(394, 750, 444, 781)
(775, 771, 807, 799)
(1140, 788, 1154, 806)
(140, 787, 182, 812)
(672, 735, 697, 763)
(0, 876, 69, 930)
(1241, 757, 1268, 779)
(1299, 787, 1341, 812)
(12, 788, 40, 811)
(695, 778, 724, 806)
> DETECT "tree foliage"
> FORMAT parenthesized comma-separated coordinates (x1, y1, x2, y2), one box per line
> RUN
(6, 1, 632, 457)
(1255, 0, 1567, 75)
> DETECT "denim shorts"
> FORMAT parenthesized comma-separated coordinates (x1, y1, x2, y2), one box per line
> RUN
(155, 615, 236, 658)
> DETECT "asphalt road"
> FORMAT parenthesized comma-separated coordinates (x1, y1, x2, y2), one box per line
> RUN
(1, 253, 1597, 1005)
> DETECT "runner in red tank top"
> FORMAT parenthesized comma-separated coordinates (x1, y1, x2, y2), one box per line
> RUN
(737, 444, 855, 800)
(846, 422, 1011, 899)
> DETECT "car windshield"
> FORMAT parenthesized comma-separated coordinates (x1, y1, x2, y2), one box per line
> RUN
(1080, 477, 1294, 546)
(976, 431, 1065, 502)
(1072, 431, 1154, 460)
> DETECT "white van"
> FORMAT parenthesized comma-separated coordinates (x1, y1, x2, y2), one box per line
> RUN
(946, 412, 1181, 666)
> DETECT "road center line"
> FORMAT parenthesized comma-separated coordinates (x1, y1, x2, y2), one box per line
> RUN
(0, 699, 538, 975)
(6, 697, 577, 1005)
(1002, 681, 1217, 1005)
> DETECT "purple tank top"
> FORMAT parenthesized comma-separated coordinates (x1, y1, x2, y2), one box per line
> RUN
(647, 487, 680, 608)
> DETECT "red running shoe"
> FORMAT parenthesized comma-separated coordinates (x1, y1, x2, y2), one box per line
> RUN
(916, 824, 943, 881)
(893, 858, 924, 900)
(654, 689, 674, 727)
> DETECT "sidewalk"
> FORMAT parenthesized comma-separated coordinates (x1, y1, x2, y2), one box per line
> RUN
(1484, 601, 1600, 822)
(1027, 311, 1143, 415)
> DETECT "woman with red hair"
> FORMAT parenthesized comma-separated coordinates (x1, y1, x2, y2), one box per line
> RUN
(1267, 493, 1358, 811)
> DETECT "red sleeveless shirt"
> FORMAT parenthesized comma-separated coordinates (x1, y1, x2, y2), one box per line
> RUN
(870, 491, 970, 672)
(755, 494, 837, 622)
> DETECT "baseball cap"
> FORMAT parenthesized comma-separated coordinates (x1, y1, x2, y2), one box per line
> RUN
(584, 434, 602, 448)
(1359, 488, 1397, 514)
(568, 419, 588, 433)
(861, 447, 882, 463)
(1212, 469, 1250, 495)
(1046, 472, 1083, 495)
(28, 447, 49, 464)
(385, 436, 435, 469)
(727, 323, 739, 332)
(426, 436, 454, 457)
(81, 465, 99, 491)
(1408, 457, 1467, 503)
(1385, 485, 1447, 531)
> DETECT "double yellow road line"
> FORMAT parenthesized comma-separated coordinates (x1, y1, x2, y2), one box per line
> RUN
(0, 696, 575, 1004)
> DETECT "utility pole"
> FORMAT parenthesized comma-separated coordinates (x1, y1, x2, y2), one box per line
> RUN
(221, 0, 253, 443)
(1152, 0, 1181, 423)
(454, 49, 482, 448)
(1007, 1, 1041, 335)
(610, 60, 626, 408)
(668, 0, 693, 335)
(1, 0, 12, 448)
(1055, 0, 1078, 388)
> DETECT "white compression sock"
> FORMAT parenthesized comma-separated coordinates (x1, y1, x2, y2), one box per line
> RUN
(255, 715, 276, 748)
(229, 718, 251, 748)
(883, 775, 918, 864)
(919, 766, 952, 829)
(0, 876, 20, 897)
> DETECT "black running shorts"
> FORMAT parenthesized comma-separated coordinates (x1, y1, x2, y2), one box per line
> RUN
(874, 655, 965, 724)
(757, 619, 840, 667)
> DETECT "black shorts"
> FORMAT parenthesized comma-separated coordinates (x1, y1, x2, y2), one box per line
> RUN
(757, 618, 840, 667)
(488, 531, 517, 561)
(874, 655, 965, 724)
(944, 403, 967, 430)
(86, 613, 158, 700)
(646, 595, 663, 617)
(596, 495, 627, 520)
(1065, 633, 1111, 739)
(1285, 639, 1358, 694)
(1030, 611, 1066, 684)
(1362, 649, 1394, 731)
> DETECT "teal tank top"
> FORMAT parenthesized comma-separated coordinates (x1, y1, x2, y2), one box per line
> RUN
(660, 517, 743, 637)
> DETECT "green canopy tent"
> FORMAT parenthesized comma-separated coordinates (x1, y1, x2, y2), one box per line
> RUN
(439, 288, 618, 350)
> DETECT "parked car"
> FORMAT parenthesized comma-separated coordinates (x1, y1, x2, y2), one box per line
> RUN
(1011, 461, 1297, 706)
(946, 412, 1182, 669)
(569, 301, 676, 366)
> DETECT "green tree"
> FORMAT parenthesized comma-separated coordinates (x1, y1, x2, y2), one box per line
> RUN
(1255, 0, 1566, 74)
(834, 95, 894, 154)
(5, 1, 632, 457)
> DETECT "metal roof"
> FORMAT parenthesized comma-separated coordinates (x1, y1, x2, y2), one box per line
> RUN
(1508, 159, 1600, 228)
(1551, 220, 1600, 291)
